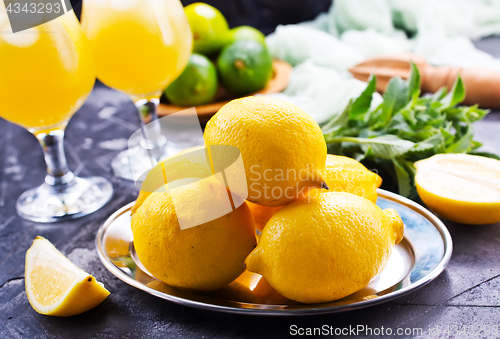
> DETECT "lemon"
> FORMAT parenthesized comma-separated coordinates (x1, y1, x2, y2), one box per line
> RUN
(185, 3, 229, 55)
(246, 201, 282, 232)
(25, 237, 110, 316)
(245, 192, 404, 304)
(131, 146, 209, 216)
(308, 155, 382, 203)
(415, 153, 500, 225)
(248, 155, 381, 232)
(204, 96, 328, 207)
(131, 190, 150, 216)
(131, 179, 257, 290)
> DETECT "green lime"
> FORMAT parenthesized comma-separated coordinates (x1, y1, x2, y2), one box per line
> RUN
(230, 26, 266, 44)
(165, 53, 218, 107)
(184, 3, 229, 56)
(217, 40, 273, 96)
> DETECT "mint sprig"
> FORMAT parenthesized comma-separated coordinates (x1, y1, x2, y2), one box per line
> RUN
(322, 63, 491, 198)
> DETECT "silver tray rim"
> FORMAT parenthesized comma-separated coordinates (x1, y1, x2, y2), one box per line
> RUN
(95, 189, 453, 316)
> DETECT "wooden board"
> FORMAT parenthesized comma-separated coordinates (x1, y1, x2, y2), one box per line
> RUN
(157, 59, 292, 124)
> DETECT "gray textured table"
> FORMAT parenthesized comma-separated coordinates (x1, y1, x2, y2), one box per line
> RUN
(1, 38, 499, 339)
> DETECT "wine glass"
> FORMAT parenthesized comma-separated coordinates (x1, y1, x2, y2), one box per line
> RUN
(0, 8, 113, 221)
(81, 0, 193, 180)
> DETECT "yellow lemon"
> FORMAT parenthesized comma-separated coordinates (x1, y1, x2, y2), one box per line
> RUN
(245, 192, 404, 304)
(415, 153, 500, 225)
(131, 190, 150, 216)
(248, 155, 381, 232)
(308, 154, 382, 203)
(25, 237, 110, 316)
(131, 145, 209, 216)
(246, 200, 282, 232)
(204, 96, 328, 207)
(132, 178, 257, 291)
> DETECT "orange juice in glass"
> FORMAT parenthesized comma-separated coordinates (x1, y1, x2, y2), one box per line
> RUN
(82, 0, 193, 180)
(0, 7, 113, 221)
(0, 10, 94, 133)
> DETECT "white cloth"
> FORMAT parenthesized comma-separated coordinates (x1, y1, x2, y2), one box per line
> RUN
(266, 0, 500, 124)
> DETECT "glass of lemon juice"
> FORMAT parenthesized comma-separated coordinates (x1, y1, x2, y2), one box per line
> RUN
(82, 0, 193, 180)
(0, 8, 113, 222)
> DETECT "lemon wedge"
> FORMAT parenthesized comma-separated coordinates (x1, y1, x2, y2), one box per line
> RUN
(25, 236, 110, 316)
(415, 153, 500, 225)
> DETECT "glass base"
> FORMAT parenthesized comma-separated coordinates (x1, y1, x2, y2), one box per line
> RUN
(111, 143, 182, 181)
(16, 176, 113, 222)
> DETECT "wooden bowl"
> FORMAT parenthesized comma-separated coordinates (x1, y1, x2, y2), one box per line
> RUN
(157, 59, 292, 124)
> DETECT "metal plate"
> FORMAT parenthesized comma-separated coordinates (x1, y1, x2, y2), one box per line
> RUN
(96, 189, 452, 316)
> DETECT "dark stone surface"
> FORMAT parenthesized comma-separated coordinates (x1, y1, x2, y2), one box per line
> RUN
(1, 38, 500, 339)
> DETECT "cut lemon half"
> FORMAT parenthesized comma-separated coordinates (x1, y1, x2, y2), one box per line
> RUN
(25, 236, 110, 316)
(415, 154, 500, 225)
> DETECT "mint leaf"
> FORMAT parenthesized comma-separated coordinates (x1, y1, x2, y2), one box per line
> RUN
(440, 123, 455, 146)
(350, 74, 376, 121)
(386, 113, 415, 140)
(471, 140, 483, 150)
(468, 151, 500, 160)
(432, 87, 447, 101)
(363, 135, 415, 159)
(443, 105, 487, 123)
(327, 135, 415, 160)
(392, 158, 412, 197)
(446, 124, 473, 153)
(322, 99, 351, 135)
(440, 75, 465, 108)
(407, 62, 421, 102)
(408, 133, 445, 155)
(376, 77, 409, 127)
(400, 104, 417, 126)
(466, 105, 489, 122)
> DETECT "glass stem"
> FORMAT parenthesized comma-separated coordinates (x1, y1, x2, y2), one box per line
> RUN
(135, 97, 166, 166)
(36, 129, 75, 187)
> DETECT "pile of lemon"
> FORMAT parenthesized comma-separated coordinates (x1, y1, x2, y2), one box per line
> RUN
(164, 3, 273, 107)
(23, 97, 500, 317)
(132, 96, 404, 304)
